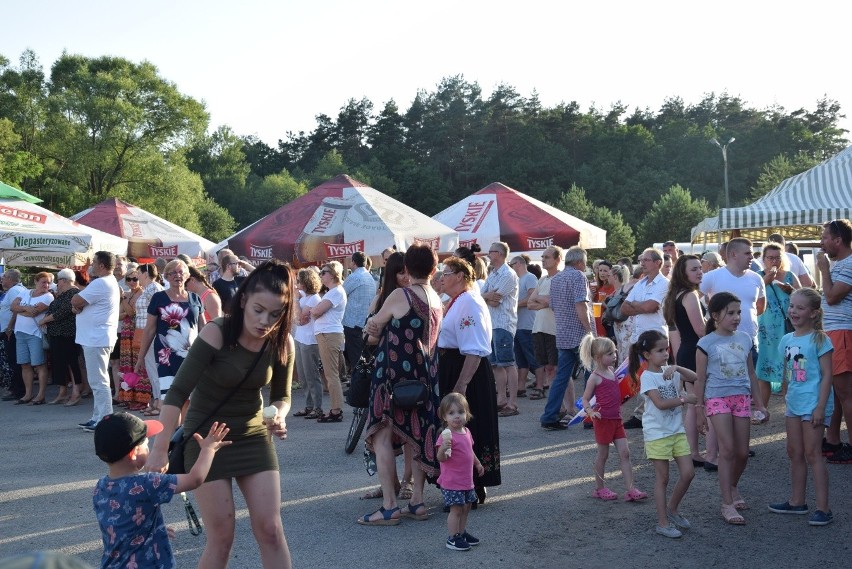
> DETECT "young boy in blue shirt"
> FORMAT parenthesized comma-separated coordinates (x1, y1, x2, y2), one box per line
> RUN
(92, 412, 230, 568)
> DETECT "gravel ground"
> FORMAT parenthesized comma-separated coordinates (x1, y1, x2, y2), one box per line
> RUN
(0, 384, 849, 568)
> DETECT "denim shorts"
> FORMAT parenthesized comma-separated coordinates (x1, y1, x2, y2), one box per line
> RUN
(513, 329, 538, 371)
(784, 411, 832, 426)
(488, 328, 515, 367)
(15, 331, 46, 366)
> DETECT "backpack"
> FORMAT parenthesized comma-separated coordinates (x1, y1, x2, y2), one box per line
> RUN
(602, 289, 629, 324)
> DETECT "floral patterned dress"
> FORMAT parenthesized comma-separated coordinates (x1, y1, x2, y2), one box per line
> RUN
(364, 287, 442, 478)
(146, 290, 202, 392)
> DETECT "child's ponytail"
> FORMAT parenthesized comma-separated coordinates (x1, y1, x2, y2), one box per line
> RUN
(628, 330, 667, 390)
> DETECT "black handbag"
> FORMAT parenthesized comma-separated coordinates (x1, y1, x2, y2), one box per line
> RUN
(347, 343, 375, 408)
(391, 379, 429, 410)
(602, 289, 629, 324)
(167, 339, 269, 474)
(390, 284, 432, 411)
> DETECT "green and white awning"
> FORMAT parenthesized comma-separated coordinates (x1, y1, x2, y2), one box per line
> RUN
(693, 145, 852, 242)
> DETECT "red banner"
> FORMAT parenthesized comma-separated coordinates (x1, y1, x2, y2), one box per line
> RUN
(0, 206, 46, 224)
(413, 236, 441, 251)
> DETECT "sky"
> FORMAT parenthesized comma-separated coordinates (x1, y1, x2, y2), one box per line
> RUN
(3, 0, 849, 147)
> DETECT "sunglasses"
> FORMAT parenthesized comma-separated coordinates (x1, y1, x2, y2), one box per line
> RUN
(125, 277, 139, 282)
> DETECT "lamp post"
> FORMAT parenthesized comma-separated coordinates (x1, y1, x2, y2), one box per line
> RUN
(711, 137, 736, 208)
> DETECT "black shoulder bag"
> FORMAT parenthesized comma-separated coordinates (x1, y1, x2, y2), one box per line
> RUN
(167, 338, 270, 474)
(390, 286, 432, 410)
(768, 283, 795, 335)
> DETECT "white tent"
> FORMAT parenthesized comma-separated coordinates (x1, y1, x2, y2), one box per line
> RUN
(0, 198, 127, 268)
(692, 145, 852, 242)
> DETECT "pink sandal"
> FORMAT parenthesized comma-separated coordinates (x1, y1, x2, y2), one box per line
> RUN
(625, 488, 648, 502)
(592, 487, 618, 501)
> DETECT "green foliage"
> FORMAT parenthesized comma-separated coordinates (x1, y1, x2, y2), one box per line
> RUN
(194, 198, 236, 243)
(241, 170, 308, 228)
(553, 184, 635, 260)
(307, 150, 348, 187)
(636, 185, 714, 247)
(0, 118, 41, 185)
(185, 125, 250, 213)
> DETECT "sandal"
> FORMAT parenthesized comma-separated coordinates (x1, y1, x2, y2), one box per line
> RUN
(143, 408, 160, 416)
(517, 390, 527, 398)
(625, 488, 648, 502)
(305, 408, 323, 419)
(733, 498, 749, 511)
(293, 408, 313, 417)
(317, 409, 343, 423)
(400, 502, 429, 521)
(529, 388, 546, 400)
(498, 407, 520, 417)
(361, 487, 385, 500)
(721, 504, 746, 525)
(592, 487, 618, 501)
(357, 506, 401, 526)
(398, 481, 413, 500)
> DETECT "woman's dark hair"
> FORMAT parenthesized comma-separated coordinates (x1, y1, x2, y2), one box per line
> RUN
(662, 254, 700, 326)
(404, 243, 437, 279)
(705, 292, 740, 334)
(528, 263, 542, 279)
(377, 252, 405, 312)
(596, 260, 613, 288)
(628, 330, 668, 388)
(454, 243, 481, 266)
(221, 260, 295, 364)
(187, 265, 212, 289)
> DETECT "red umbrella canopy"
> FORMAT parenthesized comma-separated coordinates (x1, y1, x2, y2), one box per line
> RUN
(433, 182, 606, 256)
(225, 175, 371, 265)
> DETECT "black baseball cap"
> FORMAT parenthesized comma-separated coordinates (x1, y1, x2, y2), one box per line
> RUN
(94, 412, 163, 463)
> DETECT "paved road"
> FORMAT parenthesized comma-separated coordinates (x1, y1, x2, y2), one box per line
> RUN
(0, 385, 848, 567)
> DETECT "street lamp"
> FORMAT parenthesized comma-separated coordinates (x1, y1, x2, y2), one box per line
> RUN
(711, 137, 736, 208)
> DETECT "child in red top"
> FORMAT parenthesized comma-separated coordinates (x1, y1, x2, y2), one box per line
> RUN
(581, 335, 647, 503)
(437, 392, 484, 552)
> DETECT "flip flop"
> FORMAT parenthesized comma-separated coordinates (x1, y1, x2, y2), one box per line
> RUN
(357, 506, 401, 526)
(498, 407, 520, 417)
(143, 409, 160, 416)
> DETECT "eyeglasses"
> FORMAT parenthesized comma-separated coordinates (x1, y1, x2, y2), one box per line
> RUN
(125, 277, 139, 282)
(763, 255, 782, 261)
(166, 271, 185, 279)
(227, 262, 239, 267)
(488, 250, 501, 254)
(442, 271, 457, 277)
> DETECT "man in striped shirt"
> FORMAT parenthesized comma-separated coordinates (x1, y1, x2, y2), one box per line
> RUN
(480, 242, 520, 416)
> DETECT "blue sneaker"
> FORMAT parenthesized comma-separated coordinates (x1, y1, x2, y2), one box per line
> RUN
(808, 510, 834, 526)
(446, 533, 470, 551)
(768, 501, 808, 515)
(78, 420, 97, 430)
(462, 531, 480, 546)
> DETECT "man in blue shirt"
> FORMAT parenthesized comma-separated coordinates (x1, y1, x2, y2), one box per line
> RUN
(342, 251, 377, 374)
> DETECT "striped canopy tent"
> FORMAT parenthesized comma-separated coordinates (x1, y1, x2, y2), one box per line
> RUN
(692, 145, 852, 243)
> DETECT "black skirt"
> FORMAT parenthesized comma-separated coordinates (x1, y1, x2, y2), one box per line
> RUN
(438, 348, 501, 487)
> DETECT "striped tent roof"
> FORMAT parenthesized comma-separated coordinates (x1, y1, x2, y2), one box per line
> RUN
(720, 145, 852, 231)
(693, 145, 852, 242)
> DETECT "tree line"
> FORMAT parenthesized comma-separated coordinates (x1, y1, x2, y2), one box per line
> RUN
(1, 50, 847, 259)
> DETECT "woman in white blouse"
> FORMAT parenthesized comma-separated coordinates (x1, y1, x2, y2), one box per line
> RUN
(311, 261, 347, 423)
(437, 256, 501, 503)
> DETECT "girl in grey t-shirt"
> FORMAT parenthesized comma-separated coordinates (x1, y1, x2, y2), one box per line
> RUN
(694, 292, 768, 525)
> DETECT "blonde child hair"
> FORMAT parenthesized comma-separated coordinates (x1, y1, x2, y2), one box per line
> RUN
(579, 335, 617, 371)
(439, 392, 473, 426)
(790, 288, 829, 350)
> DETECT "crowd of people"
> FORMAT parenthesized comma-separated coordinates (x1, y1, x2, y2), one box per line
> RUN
(1, 219, 850, 565)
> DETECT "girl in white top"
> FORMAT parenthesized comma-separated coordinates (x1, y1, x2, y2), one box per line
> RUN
(633, 330, 698, 538)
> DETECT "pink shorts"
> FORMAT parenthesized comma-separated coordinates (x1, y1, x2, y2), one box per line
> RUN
(705, 394, 752, 418)
(593, 417, 626, 445)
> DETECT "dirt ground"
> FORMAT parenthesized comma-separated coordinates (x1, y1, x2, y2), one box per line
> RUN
(0, 385, 849, 568)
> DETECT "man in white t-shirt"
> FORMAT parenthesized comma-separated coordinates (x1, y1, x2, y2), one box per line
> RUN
(768, 233, 814, 288)
(700, 238, 766, 350)
(1, 270, 27, 401)
(72, 251, 120, 431)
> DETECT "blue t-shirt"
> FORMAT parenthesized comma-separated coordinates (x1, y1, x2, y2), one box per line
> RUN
(779, 332, 834, 417)
(93, 472, 178, 569)
(697, 331, 754, 398)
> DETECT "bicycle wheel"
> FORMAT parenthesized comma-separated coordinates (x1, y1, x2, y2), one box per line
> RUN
(345, 407, 368, 454)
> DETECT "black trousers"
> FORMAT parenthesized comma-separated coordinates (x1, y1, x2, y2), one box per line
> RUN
(49, 335, 83, 386)
(3, 332, 24, 397)
(343, 325, 365, 375)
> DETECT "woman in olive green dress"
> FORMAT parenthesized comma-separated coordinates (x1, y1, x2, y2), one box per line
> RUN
(147, 260, 295, 569)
